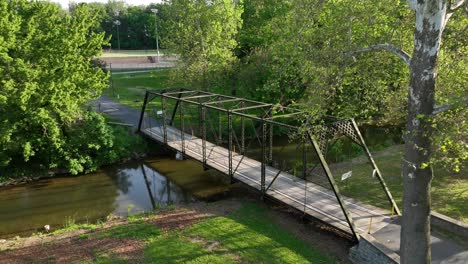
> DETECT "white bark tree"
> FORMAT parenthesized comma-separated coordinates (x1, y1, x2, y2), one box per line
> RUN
(345, 0, 465, 263)
(402, 1, 464, 263)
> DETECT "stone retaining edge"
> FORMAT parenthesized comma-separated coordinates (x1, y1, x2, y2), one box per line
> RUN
(431, 211, 467, 238)
(349, 234, 400, 264)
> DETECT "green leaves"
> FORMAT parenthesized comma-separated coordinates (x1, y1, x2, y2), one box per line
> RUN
(166, 0, 243, 90)
(0, 1, 109, 175)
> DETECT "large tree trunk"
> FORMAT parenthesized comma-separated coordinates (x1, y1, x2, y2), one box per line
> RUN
(401, 1, 447, 263)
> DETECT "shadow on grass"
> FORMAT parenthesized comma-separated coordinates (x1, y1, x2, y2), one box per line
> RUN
(145, 202, 333, 264)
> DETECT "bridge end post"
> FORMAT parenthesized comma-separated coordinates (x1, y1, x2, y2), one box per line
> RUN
(308, 132, 360, 242)
(137, 90, 150, 133)
(350, 118, 401, 216)
(169, 90, 183, 126)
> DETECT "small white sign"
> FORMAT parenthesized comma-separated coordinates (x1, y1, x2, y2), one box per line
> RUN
(156, 110, 163, 115)
(341, 171, 353, 181)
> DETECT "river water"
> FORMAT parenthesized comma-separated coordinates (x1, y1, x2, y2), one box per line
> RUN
(0, 157, 230, 238)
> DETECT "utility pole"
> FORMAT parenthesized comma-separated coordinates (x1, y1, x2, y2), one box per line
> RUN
(114, 20, 121, 50)
(151, 8, 160, 63)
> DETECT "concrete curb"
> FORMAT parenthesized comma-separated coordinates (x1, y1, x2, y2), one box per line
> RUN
(431, 212, 468, 239)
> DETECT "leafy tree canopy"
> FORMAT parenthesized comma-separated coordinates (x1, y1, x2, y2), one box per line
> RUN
(0, 0, 111, 175)
(166, 0, 244, 90)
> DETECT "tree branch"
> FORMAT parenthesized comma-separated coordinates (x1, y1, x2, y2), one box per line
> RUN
(432, 97, 468, 116)
(343, 43, 411, 66)
(448, 0, 466, 13)
(445, 0, 466, 25)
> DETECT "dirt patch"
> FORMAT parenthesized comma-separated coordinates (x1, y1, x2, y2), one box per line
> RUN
(148, 210, 212, 231)
(0, 237, 144, 264)
(148, 200, 241, 231)
(0, 218, 127, 252)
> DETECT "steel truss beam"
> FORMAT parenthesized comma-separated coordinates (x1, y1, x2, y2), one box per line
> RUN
(268, 111, 304, 119)
(231, 103, 272, 112)
(204, 98, 243, 105)
(181, 94, 220, 100)
(164, 90, 199, 96)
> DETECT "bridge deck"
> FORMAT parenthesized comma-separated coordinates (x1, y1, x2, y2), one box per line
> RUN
(142, 125, 395, 235)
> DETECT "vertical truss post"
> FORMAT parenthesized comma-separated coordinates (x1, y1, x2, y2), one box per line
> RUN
(161, 94, 167, 144)
(201, 106, 207, 166)
(197, 99, 202, 152)
(228, 111, 233, 182)
(303, 137, 308, 214)
(138, 91, 150, 132)
(218, 111, 222, 144)
(261, 118, 267, 194)
(308, 132, 360, 241)
(240, 102, 245, 154)
(169, 91, 183, 126)
(269, 122, 273, 164)
(302, 137, 307, 179)
(350, 119, 401, 215)
(180, 101, 185, 154)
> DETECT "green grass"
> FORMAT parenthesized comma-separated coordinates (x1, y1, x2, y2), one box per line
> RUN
(103, 69, 179, 109)
(51, 223, 100, 235)
(145, 233, 239, 264)
(97, 223, 160, 240)
(145, 203, 332, 263)
(83, 202, 333, 263)
(332, 145, 467, 222)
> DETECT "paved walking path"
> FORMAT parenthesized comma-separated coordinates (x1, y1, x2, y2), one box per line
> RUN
(97, 95, 468, 263)
(96, 96, 145, 128)
(372, 218, 467, 263)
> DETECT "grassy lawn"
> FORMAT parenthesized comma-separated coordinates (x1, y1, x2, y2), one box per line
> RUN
(144, 203, 331, 264)
(81, 202, 333, 263)
(103, 69, 181, 109)
(332, 145, 467, 222)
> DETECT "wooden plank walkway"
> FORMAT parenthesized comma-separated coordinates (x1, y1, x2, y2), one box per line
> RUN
(142, 125, 396, 236)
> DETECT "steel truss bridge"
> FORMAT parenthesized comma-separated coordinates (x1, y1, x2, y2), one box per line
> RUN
(138, 89, 400, 241)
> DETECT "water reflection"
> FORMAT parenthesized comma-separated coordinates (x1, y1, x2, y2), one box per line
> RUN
(0, 160, 197, 238)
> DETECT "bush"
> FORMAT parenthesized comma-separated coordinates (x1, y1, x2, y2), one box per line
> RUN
(1, 111, 149, 178)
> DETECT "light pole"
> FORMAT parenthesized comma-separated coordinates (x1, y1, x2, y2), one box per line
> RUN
(151, 8, 160, 63)
(114, 20, 121, 50)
